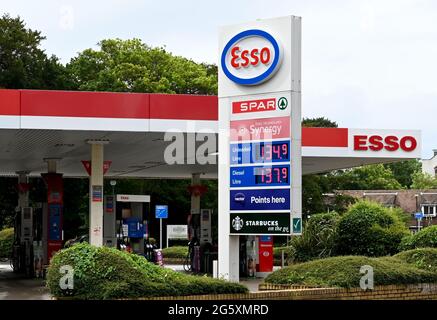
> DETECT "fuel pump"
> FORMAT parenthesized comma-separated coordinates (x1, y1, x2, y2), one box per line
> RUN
(185, 213, 200, 272)
(11, 205, 43, 278)
(185, 209, 216, 273)
(42, 173, 64, 263)
(113, 194, 150, 256)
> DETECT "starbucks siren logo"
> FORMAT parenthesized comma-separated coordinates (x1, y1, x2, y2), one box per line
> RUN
(232, 216, 244, 231)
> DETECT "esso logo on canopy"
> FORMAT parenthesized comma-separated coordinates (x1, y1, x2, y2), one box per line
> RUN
(221, 29, 282, 86)
(354, 135, 418, 152)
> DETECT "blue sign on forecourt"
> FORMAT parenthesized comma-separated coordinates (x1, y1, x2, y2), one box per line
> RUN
(230, 188, 290, 211)
(230, 164, 290, 188)
(155, 205, 168, 219)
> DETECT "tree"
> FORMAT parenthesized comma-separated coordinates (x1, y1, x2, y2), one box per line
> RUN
(384, 159, 422, 188)
(335, 164, 403, 190)
(302, 117, 338, 128)
(410, 172, 437, 189)
(302, 174, 330, 216)
(335, 200, 409, 257)
(0, 14, 71, 89)
(66, 38, 217, 94)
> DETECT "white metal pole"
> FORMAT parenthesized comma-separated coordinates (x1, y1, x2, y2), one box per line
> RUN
(89, 143, 104, 247)
(160, 219, 163, 249)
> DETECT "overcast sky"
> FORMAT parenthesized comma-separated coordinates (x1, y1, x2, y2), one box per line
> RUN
(1, 0, 436, 158)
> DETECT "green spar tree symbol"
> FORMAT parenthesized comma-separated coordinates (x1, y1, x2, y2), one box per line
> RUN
(278, 97, 288, 110)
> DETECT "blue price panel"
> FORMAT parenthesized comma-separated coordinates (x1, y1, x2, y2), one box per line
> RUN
(230, 188, 290, 211)
(230, 164, 291, 187)
(230, 140, 290, 164)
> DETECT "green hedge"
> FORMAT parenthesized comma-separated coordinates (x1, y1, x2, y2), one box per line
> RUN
(162, 246, 188, 259)
(335, 201, 409, 257)
(399, 225, 437, 251)
(394, 248, 437, 272)
(0, 228, 14, 258)
(47, 243, 247, 299)
(264, 253, 437, 288)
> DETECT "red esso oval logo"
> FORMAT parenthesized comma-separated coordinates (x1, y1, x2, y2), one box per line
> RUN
(354, 135, 417, 152)
(263, 252, 270, 257)
(221, 29, 282, 85)
(230, 47, 272, 69)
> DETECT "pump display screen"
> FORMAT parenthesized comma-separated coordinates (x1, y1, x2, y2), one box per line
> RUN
(256, 142, 289, 162)
(255, 166, 289, 185)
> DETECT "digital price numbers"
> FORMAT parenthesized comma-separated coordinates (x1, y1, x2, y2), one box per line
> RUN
(256, 141, 289, 162)
(255, 165, 289, 185)
(230, 164, 290, 187)
(230, 140, 290, 164)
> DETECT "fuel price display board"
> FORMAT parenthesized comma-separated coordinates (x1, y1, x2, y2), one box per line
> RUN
(218, 15, 302, 280)
(228, 91, 294, 235)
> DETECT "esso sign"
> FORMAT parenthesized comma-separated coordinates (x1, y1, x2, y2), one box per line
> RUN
(354, 135, 418, 152)
(221, 29, 282, 86)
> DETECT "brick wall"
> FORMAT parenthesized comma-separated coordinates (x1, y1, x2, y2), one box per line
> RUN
(133, 283, 437, 300)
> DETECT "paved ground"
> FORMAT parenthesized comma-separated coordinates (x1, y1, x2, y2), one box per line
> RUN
(0, 261, 51, 300)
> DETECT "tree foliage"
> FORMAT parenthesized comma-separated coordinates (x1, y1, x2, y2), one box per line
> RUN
(302, 117, 338, 128)
(335, 200, 409, 257)
(0, 14, 71, 89)
(67, 38, 217, 94)
(410, 172, 437, 189)
(335, 164, 403, 190)
(384, 160, 422, 188)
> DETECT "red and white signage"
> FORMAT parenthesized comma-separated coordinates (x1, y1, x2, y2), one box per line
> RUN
(221, 29, 282, 86)
(81, 160, 112, 176)
(116, 194, 151, 203)
(233, 98, 276, 114)
(230, 116, 291, 142)
(230, 93, 291, 121)
(301, 128, 421, 159)
(354, 135, 417, 152)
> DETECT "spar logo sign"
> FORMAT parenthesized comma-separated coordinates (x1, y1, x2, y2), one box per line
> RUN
(221, 29, 282, 86)
(232, 97, 288, 114)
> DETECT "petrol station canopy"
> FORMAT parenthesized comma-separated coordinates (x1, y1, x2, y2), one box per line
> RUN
(0, 89, 421, 178)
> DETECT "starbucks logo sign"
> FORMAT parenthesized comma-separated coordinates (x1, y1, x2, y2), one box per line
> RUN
(232, 216, 244, 231)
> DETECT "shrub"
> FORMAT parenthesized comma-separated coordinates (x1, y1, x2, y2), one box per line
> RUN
(287, 212, 340, 263)
(387, 207, 411, 226)
(46, 243, 247, 299)
(335, 200, 409, 257)
(399, 225, 437, 251)
(264, 255, 437, 288)
(162, 246, 188, 259)
(394, 248, 437, 272)
(0, 228, 14, 258)
(273, 246, 289, 264)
